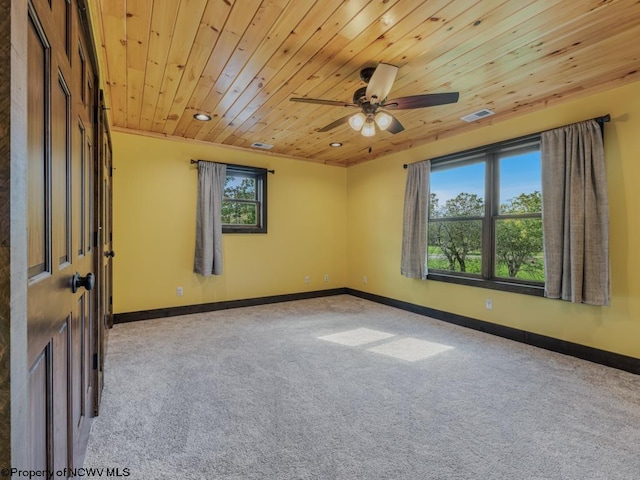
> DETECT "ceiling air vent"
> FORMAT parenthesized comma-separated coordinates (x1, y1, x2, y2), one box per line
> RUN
(250, 142, 274, 150)
(460, 109, 495, 123)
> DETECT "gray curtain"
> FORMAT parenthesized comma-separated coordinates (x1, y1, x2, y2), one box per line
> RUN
(401, 160, 430, 279)
(194, 161, 227, 276)
(541, 119, 609, 305)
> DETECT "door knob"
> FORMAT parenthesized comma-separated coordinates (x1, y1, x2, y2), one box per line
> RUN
(104, 250, 116, 258)
(72, 272, 95, 293)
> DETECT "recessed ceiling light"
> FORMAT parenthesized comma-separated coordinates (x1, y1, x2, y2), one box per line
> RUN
(193, 113, 212, 121)
(329, 142, 343, 147)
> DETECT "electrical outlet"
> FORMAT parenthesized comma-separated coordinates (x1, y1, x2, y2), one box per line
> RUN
(305, 276, 310, 284)
(324, 274, 329, 283)
(363, 275, 368, 285)
(485, 298, 493, 310)
(176, 286, 184, 297)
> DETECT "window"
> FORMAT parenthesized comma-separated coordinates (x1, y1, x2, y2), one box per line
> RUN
(222, 165, 267, 233)
(427, 135, 543, 295)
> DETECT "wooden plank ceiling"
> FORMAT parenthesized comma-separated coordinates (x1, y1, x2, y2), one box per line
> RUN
(91, 0, 640, 167)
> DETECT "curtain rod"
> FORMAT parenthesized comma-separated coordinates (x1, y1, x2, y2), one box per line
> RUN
(190, 159, 275, 174)
(402, 113, 611, 169)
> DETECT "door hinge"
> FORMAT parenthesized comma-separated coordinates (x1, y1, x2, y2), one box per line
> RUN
(109, 295, 113, 305)
(92, 353, 98, 370)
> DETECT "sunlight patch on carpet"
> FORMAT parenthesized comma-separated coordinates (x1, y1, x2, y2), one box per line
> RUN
(367, 338, 454, 362)
(318, 328, 396, 346)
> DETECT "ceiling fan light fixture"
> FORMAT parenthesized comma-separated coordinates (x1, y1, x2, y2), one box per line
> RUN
(361, 119, 376, 137)
(349, 112, 366, 131)
(374, 111, 393, 130)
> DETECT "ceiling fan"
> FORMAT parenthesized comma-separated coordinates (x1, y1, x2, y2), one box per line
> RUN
(290, 63, 459, 137)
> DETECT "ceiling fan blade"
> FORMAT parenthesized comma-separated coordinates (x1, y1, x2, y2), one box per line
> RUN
(290, 97, 357, 107)
(365, 63, 398, 104)
(386, 115, 405, 134)
(317, 114, 353, 132)
(383, 92, 459, 110)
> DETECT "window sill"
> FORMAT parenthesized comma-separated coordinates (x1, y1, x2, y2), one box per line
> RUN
(222, 227, 267, 234)
(426, 272, 545, 297)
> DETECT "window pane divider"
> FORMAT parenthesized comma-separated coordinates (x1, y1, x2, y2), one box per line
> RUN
(429, 216, 485, 222)
(494, 213, 542, 220)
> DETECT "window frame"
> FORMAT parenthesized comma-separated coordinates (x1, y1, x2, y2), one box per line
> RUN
(427, 134, 545, 296)
(222, 164, 268, 234)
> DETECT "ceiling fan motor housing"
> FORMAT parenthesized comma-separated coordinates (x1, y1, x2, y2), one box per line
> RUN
(353, 86, 368, 105)
(359, 67, 376, 83)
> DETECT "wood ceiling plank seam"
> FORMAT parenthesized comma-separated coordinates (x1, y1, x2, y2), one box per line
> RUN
(209, 0, 377, 145)
(223, 0, 406, 143)
(296, 0, 552, 154)
(173, 0, 261, 138)
(138, 0, 183, 131)
(318, 2, 502, 113)
(487, 27, 640, 108)
(89, 0, 114, 127)
(212, 0, 374, 144)
(276, 3, 476, 144)
(267, 0, 424, 119)
(197, 0, 320, 143)
(149, 0, 209, 133)
(125, 0, 153, 130)
(292, 0, 624, 158)
(459, 12, 640, 106)
(95, 0, 640, 166)
(100, 0, 128, 127)
(380, 0, 548, 97)
(203, 0, 347, 144)
(191, 0, 295, 141)
(404, 1, 576, 101)
(264, 0, 461, 145)
(393, 0, 622, 100)
(509, 66, 640, 116)
(230, 0, 435, 145)
(161, 0, 233, 136)
(173, 0, 265, 139)
(337, 65, 640, 165)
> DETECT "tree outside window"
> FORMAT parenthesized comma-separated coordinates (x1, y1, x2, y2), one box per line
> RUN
(427, 137, 543, 293)
(222, 166, 267, 233)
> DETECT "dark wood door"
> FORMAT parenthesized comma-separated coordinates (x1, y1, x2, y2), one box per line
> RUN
(27, 0, 103, 473)
(95, 90, 114, 412)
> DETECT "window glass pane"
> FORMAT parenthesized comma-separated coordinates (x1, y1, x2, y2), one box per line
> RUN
(499, 151, 541, 214)
(222, 201, 258, 226)
(495, 218, 544, 281)
(430, 161, 485, 218)
(427, 220, 482, 274)
(224, 174, 256, 200)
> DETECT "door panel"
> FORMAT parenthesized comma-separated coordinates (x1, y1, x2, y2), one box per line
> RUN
(52, 320, 70, 472)
(28, 348, 49, 471)
(27, 0, 106, 471)
(53, 73, 71, 267)
(27, 13, 50, 279)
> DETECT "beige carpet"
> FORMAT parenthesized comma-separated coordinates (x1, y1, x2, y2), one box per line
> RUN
(84, 295, 640, 479)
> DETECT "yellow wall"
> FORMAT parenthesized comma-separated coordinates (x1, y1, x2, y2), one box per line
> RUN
(112, 132, 347, 313)
(347, 79, 640, 359)
(113, 80, 640, 360)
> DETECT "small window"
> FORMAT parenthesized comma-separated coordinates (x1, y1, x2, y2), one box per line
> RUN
(427, 135, 543, 295)
(222, 165, 267, 234)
